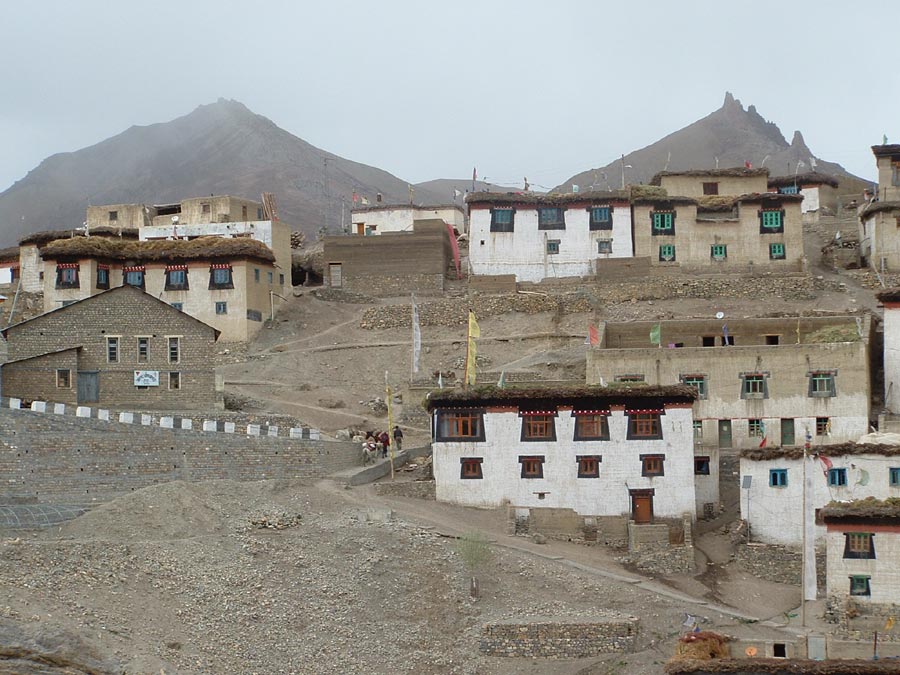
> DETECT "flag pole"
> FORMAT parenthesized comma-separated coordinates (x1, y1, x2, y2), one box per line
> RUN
(385, 371, 395, 481)
(463, 310, 471, 391)
(801, 443, 807, 628)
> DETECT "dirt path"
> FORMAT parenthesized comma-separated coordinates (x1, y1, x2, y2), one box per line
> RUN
(315, 478, 807, 634)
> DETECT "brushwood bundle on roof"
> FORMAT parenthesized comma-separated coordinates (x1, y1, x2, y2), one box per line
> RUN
(19, 227, 138, 247)
(821, 496, 900, 520)
(425, 383, 697, 411)
(39, 236, 275, 264)
(860, 200, 900, 219)
(768, 172, 839, 189)
(665, 658, 900, 674)
(740, 442, 900, 461)
(650, 167, 770, 186)
(876, 287, 900, 303)
(872, 144, 900, 156)
(0, 246, 19, 263)
(696, 196, 737, 212)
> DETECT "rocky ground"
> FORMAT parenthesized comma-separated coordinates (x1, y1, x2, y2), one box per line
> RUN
(1, 477, 802, 675)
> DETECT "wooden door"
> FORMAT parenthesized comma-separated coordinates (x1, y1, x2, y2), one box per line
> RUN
(77, 371, 99, 403)
(781, 418, 795, 447)
(631, 493, 653, 524)
(329, 263, 342, 288)
(718, 419, 732, 448)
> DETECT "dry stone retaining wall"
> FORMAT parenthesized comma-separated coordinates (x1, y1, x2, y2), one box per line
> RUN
(360, 275, 828, 329)
(373, 480, 435, 500)
(0, 407, 358, 506)
(479, 616, 638, 658)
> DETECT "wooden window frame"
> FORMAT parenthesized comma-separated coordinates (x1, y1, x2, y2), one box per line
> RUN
(694, 456, 711, 475)
(890, 467, 900, 486)
(769, 242, 786, 260)
(490, 207, 515, 232)
(167, 337, 181, 364)
(588, 205, 613, 230)
(55, 265, 79, 289)
(164, 268, 189, 291)
(640, 454, 665, 477)
(460, 457, 484, 479)
(168, 371, 181, 391)
(106, 336, 120, 363)
(519, 455, 545, 479)
(808, 371, 836, 398)
(741, 373, 769, 399)
(209, 266, 235, 290)
(627, 412, 662, 440)
(769, 468, 788, 487)
(702, 182, 719, 196)
(816, 417, 830, 436)
(123, 268, 145, 288)
(537, 207, 566, 230)
(96, 266, 110, 289)
(843, 532, 875, 559)
(56, 369, 71, 389)
(597, 239, 613, 254)
(215, 301, 228, 315)
(748, 419, 764, 437)
(435, 410, 485, 442)
(711, 244, 728, 260)
(577, 455, 601, 478)
(828, 467, 848, 487)
(136, 337, 150, 363)
(659, 244, 676, 262)
(849, 575, 871, 596)
(759, 209, 785, 234)
(521, 414, 557, 442)
(680, 374, 707, 399)
(546, 239, 560, 255)
(692, 420, 703, 439)
(651, 211, 675, 235)
(573, 414, 609, 441)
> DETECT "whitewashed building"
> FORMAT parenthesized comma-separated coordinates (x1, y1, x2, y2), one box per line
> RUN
(426, 384, 700, 521)
(878, 289, 900, 417)
(859, 144, 900, 271)
(823, 499, 900, 616)
(349, 204, 466, 236)
(466, 191, 634, 283)
(739, 443, 900, 545)
(768, 172, 840, 219)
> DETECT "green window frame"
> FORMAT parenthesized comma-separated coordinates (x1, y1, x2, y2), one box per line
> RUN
(538, 207, 566, 230)
(770, 243, 786, 260)
(849, 575, 871, 596)
(890, 467, 900, 486)
(680, 374, 707, 399)
(589, 206, 612, 230)
(711, 244, 727, 260)
(659, 244, 676, 262)
(490, 208, 515, 232)
(761, 210, 783, 229)
(546, 239, 560, 255)
(651, 211, 674, 234)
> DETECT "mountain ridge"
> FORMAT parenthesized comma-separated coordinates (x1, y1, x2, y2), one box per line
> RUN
(556, 92, 866, 193)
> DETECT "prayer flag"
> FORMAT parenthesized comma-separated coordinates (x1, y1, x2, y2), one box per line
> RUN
(588, 324, 599, 346)
(465, 311, 480, 385)
(497, 371, 506, 388)
(722, 324, 730, 345)
(885, 616, 896, 631)
(411, 296, 421, 374)
(649, 323, 661, 346)
(857, 468, 870, 486)
(744, 160, 752, 168)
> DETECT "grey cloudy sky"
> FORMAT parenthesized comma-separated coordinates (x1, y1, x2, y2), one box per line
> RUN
(2, 0, 898, 192)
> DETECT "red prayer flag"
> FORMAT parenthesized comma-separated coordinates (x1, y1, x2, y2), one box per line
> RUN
(744, 160, 752, 168)
(588, 324, 599, 346)
(758, 436, 767, 448)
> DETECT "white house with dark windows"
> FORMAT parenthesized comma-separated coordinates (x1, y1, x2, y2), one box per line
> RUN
(739, 443, 900, 545)
(426, 384, 702, 522)
(466, 191, 634, 282)
(823, 499, 900, 620)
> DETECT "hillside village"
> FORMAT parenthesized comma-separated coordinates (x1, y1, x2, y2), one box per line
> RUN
(2, 116, 900, 673)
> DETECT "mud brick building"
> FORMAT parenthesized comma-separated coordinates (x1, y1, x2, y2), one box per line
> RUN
(859, 144, 900, 271)
(1, 285, 220, 410)
(586, 315, 871, 451)
(823, 498, 900, 628)
(426, 384, 703, 524)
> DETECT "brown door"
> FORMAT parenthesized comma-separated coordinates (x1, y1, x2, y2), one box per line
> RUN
(631, 492, 653, 523)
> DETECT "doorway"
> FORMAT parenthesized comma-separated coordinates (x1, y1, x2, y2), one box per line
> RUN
(781, 418, 795, 446)
(718, 419, 732, 448)
(630, 489, 654, 523)
(77, 371, 99, 403)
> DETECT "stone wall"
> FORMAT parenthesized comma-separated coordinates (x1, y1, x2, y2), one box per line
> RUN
(479, 616, 638, 658)
(0, 407, 358, 505)
(373, 480, 435, 500)
(735, 542, 826, 586)
(620, 516, 695, 575)
(360, 274, 830, 329)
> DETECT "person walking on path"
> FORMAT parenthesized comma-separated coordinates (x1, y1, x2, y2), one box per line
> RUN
(392, 425, 404, 453)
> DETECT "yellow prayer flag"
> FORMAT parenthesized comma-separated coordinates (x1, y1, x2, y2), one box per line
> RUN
(468, 311, 480, 339)
(886, 616, 896, 631)
(465, 311, 480, 385)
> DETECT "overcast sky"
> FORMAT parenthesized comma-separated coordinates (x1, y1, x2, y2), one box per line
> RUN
(2, 0, 898, 193)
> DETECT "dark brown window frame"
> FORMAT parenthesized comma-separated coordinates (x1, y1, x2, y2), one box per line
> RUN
(573, 414, 610, 441)
(520, 414, 557, 442)
(627, 412, 663, 440)
(577, 455, 601, 478)
(460, 457, 484, 479)
(519, 455, 545, 479)
(435, 410, 485, 442)
(843, 532, 875, 559)
(640, 454, 665, 477)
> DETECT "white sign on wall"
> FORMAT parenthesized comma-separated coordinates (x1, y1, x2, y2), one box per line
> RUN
(134, 371, 160, 386)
